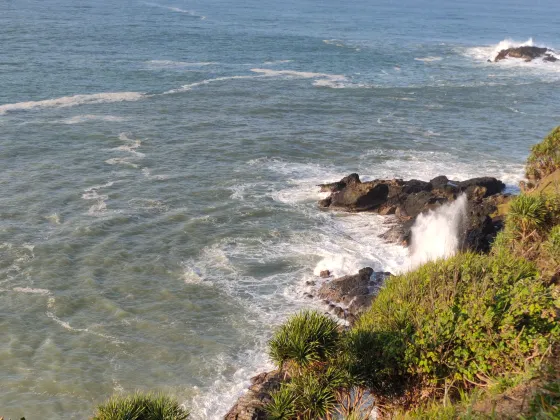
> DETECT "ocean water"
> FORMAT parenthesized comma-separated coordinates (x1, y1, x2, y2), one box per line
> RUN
(1, 0, 559, 418)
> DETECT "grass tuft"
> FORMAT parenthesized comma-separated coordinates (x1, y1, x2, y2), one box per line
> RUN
(92, 392, 189, 420)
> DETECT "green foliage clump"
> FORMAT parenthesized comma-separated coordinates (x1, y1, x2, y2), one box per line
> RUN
(526, 126, 560, 183)
(351, 253, 558, 401)
(508, 194, 548, 239)
(92, 392, 189, 420)
(493, 193, 560, 279)
(266, 367, 353, 420)
(269, 310, 340, 372)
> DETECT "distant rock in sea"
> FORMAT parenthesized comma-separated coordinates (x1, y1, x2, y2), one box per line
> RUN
(493, 46, 557, 62)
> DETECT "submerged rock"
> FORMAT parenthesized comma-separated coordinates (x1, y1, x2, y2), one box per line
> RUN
(224, 370, 285, 420)
(494, 46, 554, 62)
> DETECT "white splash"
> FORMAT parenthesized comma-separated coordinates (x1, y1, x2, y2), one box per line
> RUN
(409, 194, 468, 269)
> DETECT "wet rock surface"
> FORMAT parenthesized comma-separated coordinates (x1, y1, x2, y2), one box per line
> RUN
(224, 370, 285, 420)
(315, 268, 391, 324)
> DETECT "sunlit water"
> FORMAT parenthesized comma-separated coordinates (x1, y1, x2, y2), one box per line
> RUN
(1, 0, 559, 418)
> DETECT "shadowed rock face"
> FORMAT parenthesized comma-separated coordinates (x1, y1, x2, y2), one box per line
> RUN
(224, 370, 284, 420)
(318, 174, 508, 252)
(316, 268, 390, 324)
(494, 46, 557, 62)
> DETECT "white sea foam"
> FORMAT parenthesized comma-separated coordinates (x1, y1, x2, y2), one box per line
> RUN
(0, 92, 145, 115)
(146, 60, 217, 69)
(164, 75, 263, 94)
(82, 182, 114, 215)
(414, 56, 443, 62)
(13, 287, 51, 295)
(250, 68, 349, 88)
(105, 158, 139, 168)
(322, 39, 361, 51)
(113, 132, 145, 157)
(142, 168, 170, 180)
(409, 195, 468, 269)
(45, 213, 61, 225)
(262, 60, 294, 65)
(143, 2, 205, 19)
(61, 114, 126, 124)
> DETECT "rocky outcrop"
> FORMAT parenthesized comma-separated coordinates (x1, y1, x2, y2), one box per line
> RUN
(224, 370, 285, 420)
(494, 46, 557, 62)
(318, 174, 507, 252)
(316, 268, 390, 324)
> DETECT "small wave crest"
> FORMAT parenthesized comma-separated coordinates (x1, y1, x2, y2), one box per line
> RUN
(414, 56, 443, 62)
(250, 68, 349, 88)
(322, 39, 361, 51)
(143, 2, 205, 19)
(61, 114, 127, 124)
(146, 60, 218, 69)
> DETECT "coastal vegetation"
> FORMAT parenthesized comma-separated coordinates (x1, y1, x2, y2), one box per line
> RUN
(264, 127, 560, 419)
(92, 393, 189, 420)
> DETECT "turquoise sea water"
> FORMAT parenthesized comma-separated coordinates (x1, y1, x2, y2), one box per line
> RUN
(1, 0, 559, 418)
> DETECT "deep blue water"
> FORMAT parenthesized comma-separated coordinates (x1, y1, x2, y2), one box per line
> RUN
(1, 0, 559, 418)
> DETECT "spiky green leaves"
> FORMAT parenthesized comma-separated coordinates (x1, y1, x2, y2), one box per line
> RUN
(266, 367, 347, 420)
(92, 392, 189, 420)
(508, 194, 548, 238)
(268, 310, 340, 371)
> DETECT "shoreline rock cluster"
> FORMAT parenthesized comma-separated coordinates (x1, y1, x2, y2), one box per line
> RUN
(318, 173, 508, 251)
(226, 172, 510, 419)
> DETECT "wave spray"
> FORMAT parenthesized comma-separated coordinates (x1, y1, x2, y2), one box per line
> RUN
(409, 195, 468, 269)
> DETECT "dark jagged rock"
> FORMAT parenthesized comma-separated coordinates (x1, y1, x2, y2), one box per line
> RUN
(318, 173, 507, 252)
(457, 177, 505, 198)
(429, 175, 449, 190)
(316, 268, 390, 323)
(544, 54, 558, 63)
(224, 370, 285, 420)
(330, 182, 390, 212)
(494, 46, 553, 62)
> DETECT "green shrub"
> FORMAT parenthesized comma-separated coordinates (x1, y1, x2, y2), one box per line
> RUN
(268, 310, 340, 372)
(527, 126, 560, 183)
(92, 392, 189, 420)
(266, 386, 297, 420)
(352, 253, 559, 401)
(267, 367, 346, 420)
(507, 194, 548, 239)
